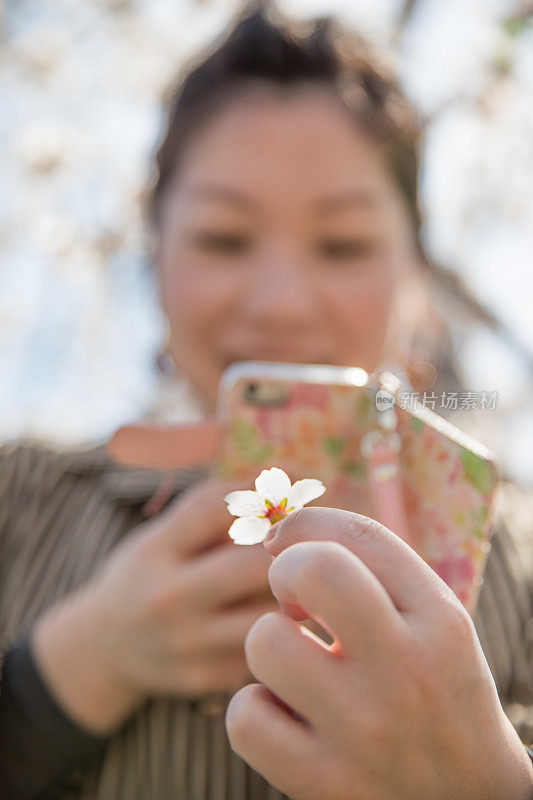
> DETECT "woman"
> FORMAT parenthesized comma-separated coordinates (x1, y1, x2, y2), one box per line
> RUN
(1, 4, 532, 799)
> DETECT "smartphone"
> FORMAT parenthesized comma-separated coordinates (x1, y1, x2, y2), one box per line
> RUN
(212, 361, 499, 614)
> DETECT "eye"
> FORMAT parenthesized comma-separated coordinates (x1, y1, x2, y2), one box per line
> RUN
(316, 238, 377, 261)
(191, 230, 252, 255)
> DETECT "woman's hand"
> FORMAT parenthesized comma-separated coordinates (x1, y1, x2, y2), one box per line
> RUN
(226, 508, 533, 800)
(31, 478, 274, 735)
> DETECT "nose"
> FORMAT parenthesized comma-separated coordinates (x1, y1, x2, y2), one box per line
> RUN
(242, 240, 317, 329)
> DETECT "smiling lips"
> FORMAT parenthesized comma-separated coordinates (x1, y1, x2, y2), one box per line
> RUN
(223, 350, 331, 366)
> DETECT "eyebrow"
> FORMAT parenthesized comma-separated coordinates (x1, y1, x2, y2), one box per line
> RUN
(188, 183, 257, 213)
(187, 183, 377, 215)
(314, 188, 378, 215)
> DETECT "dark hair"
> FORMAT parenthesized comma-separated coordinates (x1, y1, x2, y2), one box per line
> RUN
(149, 0, 422, 244)
(149, 0, 532, 393)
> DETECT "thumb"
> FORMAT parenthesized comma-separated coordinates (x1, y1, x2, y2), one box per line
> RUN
(263, 507, 451, 615)
(152, 476, 254, 557)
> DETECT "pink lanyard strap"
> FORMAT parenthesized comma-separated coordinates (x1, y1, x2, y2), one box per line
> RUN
(361, 371, 412, 547)
(363, 432, 411, 546)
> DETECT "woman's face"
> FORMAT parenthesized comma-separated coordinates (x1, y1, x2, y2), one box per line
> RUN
(157, 84, 420, 412)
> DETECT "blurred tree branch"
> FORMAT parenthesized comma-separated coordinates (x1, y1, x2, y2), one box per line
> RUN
(392, 0, 424, 46)
(426, 260, 533, 375)
(396, 0, 421, 31)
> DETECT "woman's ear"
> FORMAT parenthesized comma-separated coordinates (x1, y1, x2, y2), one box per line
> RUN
(155, 314, 176, 377)
(148, 232, 175, 375)
(152, 232, 171, 320)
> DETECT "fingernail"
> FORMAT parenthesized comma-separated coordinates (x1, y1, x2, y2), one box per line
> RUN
(264, 522, 279, 545)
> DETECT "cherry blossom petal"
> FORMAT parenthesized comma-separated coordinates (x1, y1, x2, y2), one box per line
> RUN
(223, 490, 267, 518)
(255, 467, 292, 506)
(287, 478, 326, 509)
(228, 515, 271, 545)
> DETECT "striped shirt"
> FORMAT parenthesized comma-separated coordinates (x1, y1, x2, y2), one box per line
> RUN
(1, 441, 532, 799)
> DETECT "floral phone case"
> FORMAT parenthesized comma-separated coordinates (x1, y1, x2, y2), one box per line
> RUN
(213, 362, 499, 613)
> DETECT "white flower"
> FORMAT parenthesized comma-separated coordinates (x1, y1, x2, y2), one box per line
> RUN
(224, 467, 326, 545)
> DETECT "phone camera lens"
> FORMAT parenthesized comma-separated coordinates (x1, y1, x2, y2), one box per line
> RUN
(245, 382, 258, 399)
